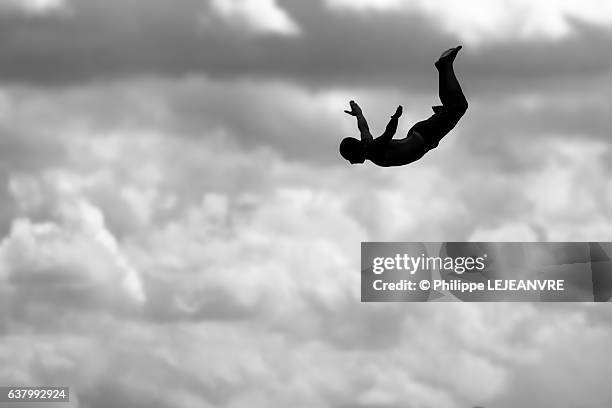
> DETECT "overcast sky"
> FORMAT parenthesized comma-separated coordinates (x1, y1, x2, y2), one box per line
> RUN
(1, 0, 612, 407)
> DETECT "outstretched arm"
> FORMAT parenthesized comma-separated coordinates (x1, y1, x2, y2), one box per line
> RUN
(344, 100, 373, 142)
(374, 105, 402, 144)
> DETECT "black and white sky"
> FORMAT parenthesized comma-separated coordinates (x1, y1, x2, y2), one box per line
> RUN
(1, 0, 612, 407)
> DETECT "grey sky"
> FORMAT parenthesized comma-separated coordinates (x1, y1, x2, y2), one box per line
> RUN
(1, 0, 612, 407)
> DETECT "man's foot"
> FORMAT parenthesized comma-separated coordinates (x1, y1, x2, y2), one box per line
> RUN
(435, 45, 462, 69)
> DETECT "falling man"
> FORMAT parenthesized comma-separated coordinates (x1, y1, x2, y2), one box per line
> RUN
(340, 46, 468, 167)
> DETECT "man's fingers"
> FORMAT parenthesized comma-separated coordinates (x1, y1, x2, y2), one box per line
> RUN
(392, 105, 403, 118)
(344, 110, 356, 116)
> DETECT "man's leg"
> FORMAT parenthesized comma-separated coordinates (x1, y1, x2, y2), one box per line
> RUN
(405, 47, 468, 151)
(435, 46, 468, 115)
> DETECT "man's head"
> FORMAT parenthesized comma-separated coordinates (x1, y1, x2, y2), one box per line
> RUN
(339, 137, 365, 164)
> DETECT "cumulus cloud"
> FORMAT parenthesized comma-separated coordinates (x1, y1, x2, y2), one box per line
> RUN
(0, 186, 145, 331)
(0, 137, 611, 407)
(0, 150, 593, 407)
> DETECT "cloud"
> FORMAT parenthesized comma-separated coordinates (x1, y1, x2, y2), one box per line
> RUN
(1, 6, 612, 403)
(0, 172, 566, 406)
(0, 0, 611, 86)
(0, 189, 145, 331)
(489, 307, 612, 407)
(0, 0, 67, 15)
(0, 88, 540, 405)
(325, 0, 612, 44)
(469, 222, 540, 241)
(208, 0, 300, 36)
(0, 141, 521, 407)
(2, 74, 612, 244)
(0, 315, 509, 408)
(0, 138, 610, 407)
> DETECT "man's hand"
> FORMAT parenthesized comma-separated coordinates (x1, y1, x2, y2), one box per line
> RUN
(375, 105, 402, 144)
(391, 105, 403, 119)
(344, 100, 363, 116)
(345, 100, 373, 141)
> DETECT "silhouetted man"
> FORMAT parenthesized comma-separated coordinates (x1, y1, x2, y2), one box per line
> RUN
(340, 46, 468, 167)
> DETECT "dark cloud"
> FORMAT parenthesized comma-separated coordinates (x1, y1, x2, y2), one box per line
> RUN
(0, 0, 611, 88)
